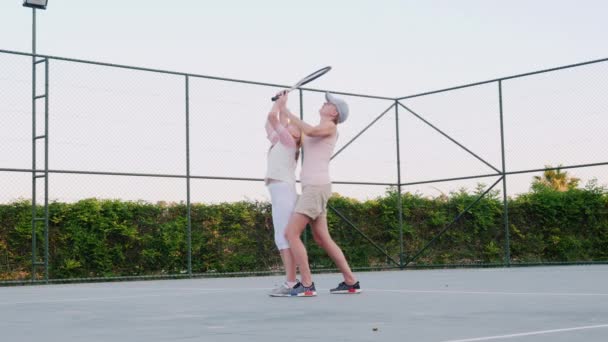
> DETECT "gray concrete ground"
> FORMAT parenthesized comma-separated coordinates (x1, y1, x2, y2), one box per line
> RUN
(1, 265, 607, 342)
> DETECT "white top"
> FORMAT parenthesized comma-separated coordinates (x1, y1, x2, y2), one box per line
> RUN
(265, 124, 297, 184)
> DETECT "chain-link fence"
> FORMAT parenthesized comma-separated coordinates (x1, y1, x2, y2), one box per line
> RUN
(1, 49, 607, 284)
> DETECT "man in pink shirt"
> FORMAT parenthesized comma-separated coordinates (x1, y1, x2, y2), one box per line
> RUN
(276, 91, 361, 297)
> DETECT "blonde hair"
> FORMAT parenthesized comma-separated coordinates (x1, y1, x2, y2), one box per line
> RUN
(295, 135, 302, 161)
(286, 120, 302, 161)
(293, 128, 302, 161)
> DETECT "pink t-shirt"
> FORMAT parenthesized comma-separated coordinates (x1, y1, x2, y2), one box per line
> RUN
(300, 132, 337, 185)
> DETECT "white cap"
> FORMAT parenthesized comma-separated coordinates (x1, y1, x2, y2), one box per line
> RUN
(325, 92, 349, 123)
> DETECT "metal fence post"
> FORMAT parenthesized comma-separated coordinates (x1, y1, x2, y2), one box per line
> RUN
(30, 9, 37, 282)
(185, 75, 192, 276)
(498, 80, 511, 266)
(299, 89, 309, 246)
(395, 101, 405, 268)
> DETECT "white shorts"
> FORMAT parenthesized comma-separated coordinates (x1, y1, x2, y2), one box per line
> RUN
(267, 182, 298, 250)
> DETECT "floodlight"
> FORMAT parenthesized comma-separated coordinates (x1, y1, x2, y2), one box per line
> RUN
(23, 0, 48, 10)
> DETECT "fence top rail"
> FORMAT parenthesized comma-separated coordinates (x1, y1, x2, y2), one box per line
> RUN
(398, 56, 608, 100)
(4, 49, 607, 102)
(0, 49, 394, 101)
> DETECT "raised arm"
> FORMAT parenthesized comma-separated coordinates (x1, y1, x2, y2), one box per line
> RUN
(266, 94, 296, 148)
(275, 92, 335, 137)
(265, 116, 279, 144)
(265, 101, 280, 143)
(280, 106, 336, 137)
(278, 101, 289, 127)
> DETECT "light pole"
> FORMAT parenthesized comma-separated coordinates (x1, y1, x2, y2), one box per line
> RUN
(22, 0, 47, 8)
(23, 0, 48, 55)
(23, 0, 49, 282)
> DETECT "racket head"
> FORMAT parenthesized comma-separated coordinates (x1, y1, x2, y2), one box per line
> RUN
(271, 66, 332, 101)
(293, 66, 332, 88)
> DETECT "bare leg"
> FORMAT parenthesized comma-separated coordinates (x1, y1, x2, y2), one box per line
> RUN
(284, 213, 313, 286)
(279, 248, 297, 283)
(311, 215, 357, 284)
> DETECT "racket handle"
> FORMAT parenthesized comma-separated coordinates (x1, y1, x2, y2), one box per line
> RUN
(271, 89, 292, 102)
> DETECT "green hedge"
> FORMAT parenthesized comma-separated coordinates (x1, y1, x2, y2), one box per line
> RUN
(1, 184, 607, 281)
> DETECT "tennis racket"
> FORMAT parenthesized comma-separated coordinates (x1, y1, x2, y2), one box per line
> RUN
(271, 66, 332, 101)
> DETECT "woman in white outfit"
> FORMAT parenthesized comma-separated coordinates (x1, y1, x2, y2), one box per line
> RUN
(265, 94, 302, 296)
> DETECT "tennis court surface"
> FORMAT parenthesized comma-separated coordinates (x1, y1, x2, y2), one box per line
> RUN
(1, 265, 607, 342)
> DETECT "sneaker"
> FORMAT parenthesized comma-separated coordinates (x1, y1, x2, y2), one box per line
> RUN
(289, 281, 317, 297)
(268, 281, 296, 297)
(330, 281, 361, 294)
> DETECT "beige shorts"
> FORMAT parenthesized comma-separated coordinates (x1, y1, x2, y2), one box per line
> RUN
(294, 184, 332, 220)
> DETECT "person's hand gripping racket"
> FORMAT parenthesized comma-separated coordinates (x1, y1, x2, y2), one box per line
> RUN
(271, 66, 331, 102)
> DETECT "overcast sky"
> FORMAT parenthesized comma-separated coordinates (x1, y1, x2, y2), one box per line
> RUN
(1, 0, 607, 203)
(2, 1, 608, 95)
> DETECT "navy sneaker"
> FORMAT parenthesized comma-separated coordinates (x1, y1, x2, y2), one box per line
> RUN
(289, 281, 317, 297)
(330, 281, 361, 294)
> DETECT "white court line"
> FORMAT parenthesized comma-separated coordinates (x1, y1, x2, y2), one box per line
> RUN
(0, 287, 271, 305)
(366, 288, 608, 297)
(4, 286, 608, 306)
(440, 324, 608, 342)
(4, 287, 607, 305)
